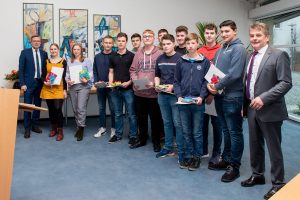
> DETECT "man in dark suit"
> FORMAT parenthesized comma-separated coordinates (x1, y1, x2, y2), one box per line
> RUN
(241, 23, 292, 200)
(19, 35, 48, 138)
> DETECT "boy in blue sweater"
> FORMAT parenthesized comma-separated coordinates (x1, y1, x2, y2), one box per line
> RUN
(174, 33, 210, 170)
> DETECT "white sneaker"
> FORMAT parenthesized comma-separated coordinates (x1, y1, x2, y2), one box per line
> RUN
(201, 153, 210, 158)
(94, 127, 106, 138)
(110, 128, 116, 138)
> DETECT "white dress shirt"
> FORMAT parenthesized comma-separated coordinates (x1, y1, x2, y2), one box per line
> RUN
(247, 45, 268, 100)
(32, 48, 42, 78)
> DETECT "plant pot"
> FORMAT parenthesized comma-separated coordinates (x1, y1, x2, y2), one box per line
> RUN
(12, 81, 21, 89)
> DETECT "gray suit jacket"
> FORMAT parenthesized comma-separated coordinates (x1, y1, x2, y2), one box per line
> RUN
(245, 47, 292, 122)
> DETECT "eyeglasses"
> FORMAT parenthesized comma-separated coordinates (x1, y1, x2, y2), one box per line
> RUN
(143, 35, 154, 39)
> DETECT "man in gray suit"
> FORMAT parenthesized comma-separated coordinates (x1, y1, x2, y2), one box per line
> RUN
(241, 23, 292, 200)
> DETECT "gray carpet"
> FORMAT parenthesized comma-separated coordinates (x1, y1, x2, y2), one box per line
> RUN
(11, 117, 300, 200)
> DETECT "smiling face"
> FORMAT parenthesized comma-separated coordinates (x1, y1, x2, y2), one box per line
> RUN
(31, 36, 41, 50)
(50, 44, 59, 58)
(220, 26, 237, 44)
(143, 32, 155, 47)
(204, 29, 217, 45)
(249, 28, 269, 51)
(176, 31, 187, 46)
(72, 44, 82, 59)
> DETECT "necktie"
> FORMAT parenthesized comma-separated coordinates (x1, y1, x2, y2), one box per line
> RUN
(246, 51, 258, 99)
(35, 49, 40, 79)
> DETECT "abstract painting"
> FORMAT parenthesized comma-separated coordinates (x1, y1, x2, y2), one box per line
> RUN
(59, 9, 88, 61)
(93, 15, 121, 55)
(23, 3, 54, 54)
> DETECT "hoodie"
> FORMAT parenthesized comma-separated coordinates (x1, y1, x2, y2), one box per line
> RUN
(130, 46, 162, 98)
(214, 38, 247, 97)
(174, 54, 210, 99)
(197, 43, 222, 61)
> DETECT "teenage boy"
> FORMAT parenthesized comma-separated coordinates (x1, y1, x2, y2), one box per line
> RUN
(157, 29, 169, 49)
(108, 32, 138, 148)
(154, 34, 184, 162)
(175, 25, 188, 55)
(241, 23, 292, 200)
(93, 35, 116, 138)
(197, 23, 223, 166)
(131, 33, 141, 53)
(130, 29, 163, 152)
(207, 20, 247, 182)
(174, 33, 210, 171)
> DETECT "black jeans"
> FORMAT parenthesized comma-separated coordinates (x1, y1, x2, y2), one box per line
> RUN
(46, 99, 64, 128)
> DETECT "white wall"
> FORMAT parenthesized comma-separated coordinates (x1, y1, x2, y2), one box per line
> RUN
(0, 0, 252, 88)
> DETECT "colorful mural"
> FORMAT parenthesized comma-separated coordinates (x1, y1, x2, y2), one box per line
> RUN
(93, 15, 121, 55)
(23, 3, 54, 54)
(59, 9, 88, 61)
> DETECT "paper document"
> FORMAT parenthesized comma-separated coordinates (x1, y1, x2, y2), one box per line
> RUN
(51, 67, 64, 85)
(69, 65, 82, 84)
(204, 64, 225, 84)
(205, 99, 217, 116)
(132, 78, 150, 90)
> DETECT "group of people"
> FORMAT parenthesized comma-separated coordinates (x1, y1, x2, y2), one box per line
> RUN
(18, 20, 292, 199)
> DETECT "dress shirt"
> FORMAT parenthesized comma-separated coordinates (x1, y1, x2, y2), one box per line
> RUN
(32, 48, 42, 78)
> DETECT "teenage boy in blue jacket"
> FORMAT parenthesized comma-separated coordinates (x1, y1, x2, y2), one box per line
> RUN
(207, 20, 247, 182)
(174, 33, 210, 171)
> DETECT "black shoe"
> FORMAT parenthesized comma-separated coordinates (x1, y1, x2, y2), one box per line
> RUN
(108, 135, 121, 144)
(31, 126, 42, 133)
(221, 165, 240, 182)
(208, 159, 230, 170)
(77, 127, 84, 141)
(241, 175, 266, 187)
(264, 185, 285, 199)
(24, 129, 31, 139)
(74, 129, 79, 138)
(153, 143, 161, 152)
(179, 158, 193, 169)
(128, 137, 137, 146)
(130, 140, 147, 149)
(188, 157, 201, 171)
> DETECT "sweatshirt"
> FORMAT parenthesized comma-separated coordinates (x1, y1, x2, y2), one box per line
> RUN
(197, 43, 222, 61)
(174, 54, 210, 99)
(130, 46, 162, 98)
(214, 38, 247, 97)
(93, 51, 113, 82)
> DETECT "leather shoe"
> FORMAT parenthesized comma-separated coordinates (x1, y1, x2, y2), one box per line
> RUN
(32, 126, 42, 134)
(241, 175, 265, 187)
(130, 140, 146, 149)
(264, 185, 285, 199)
(153, 144, 161, 152)
(24, 129, 30, 139)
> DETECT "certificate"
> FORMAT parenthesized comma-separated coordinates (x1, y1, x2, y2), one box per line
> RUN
(69, 65, 82, 84)
(205, 99, 217, 116)
(204, 64, 225, 84)
(132, 78, 150, 90)
(51, 67, 64, 85)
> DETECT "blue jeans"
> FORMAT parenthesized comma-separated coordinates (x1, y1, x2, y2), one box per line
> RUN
(179, 104, 205, 158)
(111, 89, 137, 138)
(97, 88, 115, 128)
(158, 93, 184, 155)
(214, 96, 244, 167)
(23, 79, 43, 129)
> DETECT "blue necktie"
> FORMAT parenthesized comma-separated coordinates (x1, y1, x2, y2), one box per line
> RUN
(246, 51, 258, 99)
(35, 49, 40, 79)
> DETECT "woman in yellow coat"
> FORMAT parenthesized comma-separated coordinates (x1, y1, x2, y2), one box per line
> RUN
(40, 43, 67, 141)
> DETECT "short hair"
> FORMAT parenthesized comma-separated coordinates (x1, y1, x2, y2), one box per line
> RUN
(102, 35, 114, 41)
(250, 22, 270, 36)
(204, 23, 218, 34)
(158, 29, 168, 35)
(31, 35, 41, 41)
(185, 33, 199, 43)
(117, 32, 128, 41)
(131, 33, 141, 40)
(219, 20, 237, 31)
(143, 29, 155, 36)
(50, 43, 59, 49)
(161, 34, 175, 43)
(175, 25, 188, 34)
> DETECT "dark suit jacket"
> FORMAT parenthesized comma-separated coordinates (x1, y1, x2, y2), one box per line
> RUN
(18, 48, 48, 87)
(244, 47, 292, 122)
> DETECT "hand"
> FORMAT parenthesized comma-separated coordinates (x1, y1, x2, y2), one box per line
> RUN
(207, 84, 218, 94)
(121, 81, 131, 88)
(44, 80, 51, 86)
(165, 84, 173, 92)
(21, 85, 27, 92)
(67, 80, 75, 86)
(205, 94, 214, 105)
(193, 97, 203, 105)
(80, 77, 88, 83)
(63, 90, 68, 99)
(145, 82, 154, 89)
(178, 97, 183, 102)
(250, 96, 264, 110)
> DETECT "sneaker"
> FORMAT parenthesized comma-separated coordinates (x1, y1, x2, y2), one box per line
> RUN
(208, 159, 230, 171)
(110, 128, 116, 137)
(108, 135, 121, 144)
(156, 149, 176, 158)
(179, 158, 193, 169)
(128, 137, 137, 146)
(221, 165, 240, 182)
(94, 127, 106, 138)
(188, 157, 201, 171)
(201, 153, 210, 158)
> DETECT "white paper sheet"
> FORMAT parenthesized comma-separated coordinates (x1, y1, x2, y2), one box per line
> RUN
(132, 78, 150, 90)
(204, 64, 226, 83)
(205, 99, 217, 116)
(51, 67, 64, 85)
(69, 65, 82, 84)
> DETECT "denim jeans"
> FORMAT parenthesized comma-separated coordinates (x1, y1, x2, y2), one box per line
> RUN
(179, 104, 205, 158)
(214, 96, 244, 167)
(97, 88, 115, 128)
(158, 93, 184, 155)
(111, 89, 137, 138)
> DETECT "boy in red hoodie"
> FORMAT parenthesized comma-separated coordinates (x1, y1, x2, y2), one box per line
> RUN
(197, 23, 223, 167)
